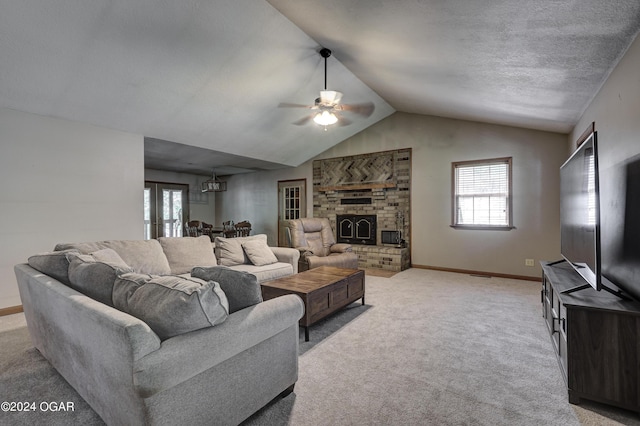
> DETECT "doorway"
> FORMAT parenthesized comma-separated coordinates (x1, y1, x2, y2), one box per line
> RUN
(144, 181, 189, 239)
(277, 179, 307, 246)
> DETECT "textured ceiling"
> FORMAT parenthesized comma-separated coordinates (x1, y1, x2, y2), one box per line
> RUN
(268, 0, 640, 133)
(1, 1, 639, 175)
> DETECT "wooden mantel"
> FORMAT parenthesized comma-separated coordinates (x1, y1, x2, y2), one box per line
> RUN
(317, 182, 396, 192)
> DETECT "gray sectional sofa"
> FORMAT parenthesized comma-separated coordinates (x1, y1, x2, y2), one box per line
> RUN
(14, 235, 304, 425)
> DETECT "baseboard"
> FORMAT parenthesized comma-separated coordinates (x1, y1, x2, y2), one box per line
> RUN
(412, 264, 540, 282)
(0, 305, 24, 317)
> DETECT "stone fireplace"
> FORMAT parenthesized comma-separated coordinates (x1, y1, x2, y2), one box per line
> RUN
(313, 148, 411, 271)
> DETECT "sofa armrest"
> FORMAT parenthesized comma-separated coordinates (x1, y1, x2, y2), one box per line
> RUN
(133, 294, 304, 397)
(14, 263, 162, 424)
(270, 246, 300, 274)
(15, 265, 162, 362)
(330, 243, 353, 253)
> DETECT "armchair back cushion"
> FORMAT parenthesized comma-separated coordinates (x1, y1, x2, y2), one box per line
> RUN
(287, 218, 336, 256)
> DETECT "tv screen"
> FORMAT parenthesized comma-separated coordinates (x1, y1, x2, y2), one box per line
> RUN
(560, 132, 600, 290)
(600, 152, 640, 301)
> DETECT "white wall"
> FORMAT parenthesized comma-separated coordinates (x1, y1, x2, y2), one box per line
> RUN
(0, 108, 143, 309)
(144, 169, 216, 224)
(216, 168, 309, 244)
(218, 112, 567, 278)
(570, 34, 640, 154)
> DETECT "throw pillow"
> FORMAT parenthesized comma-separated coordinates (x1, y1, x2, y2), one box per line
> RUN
(28, 249, 79, 285)
(158, 235, 217, 275)
(214, 238, 247, 266)
(214, 234, 268, 266)
(66, 249, 134, 306)
(242, 239, 278, 266)
(112, 273, 229, 340)
(191, 266, 263, 313)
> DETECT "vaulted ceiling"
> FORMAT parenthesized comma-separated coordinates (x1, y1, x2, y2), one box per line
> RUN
(2, 1, 639, 175)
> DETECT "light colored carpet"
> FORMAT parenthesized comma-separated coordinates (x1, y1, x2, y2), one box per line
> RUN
(363, 268, 397, 278)
(246, 268, 640, 425)
(1, 268, 638, 425)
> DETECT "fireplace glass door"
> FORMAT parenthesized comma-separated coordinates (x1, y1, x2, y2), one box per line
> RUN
(337, 215, 377, 245)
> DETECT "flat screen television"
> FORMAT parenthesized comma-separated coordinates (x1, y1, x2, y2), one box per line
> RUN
(559, 131, 602, 293)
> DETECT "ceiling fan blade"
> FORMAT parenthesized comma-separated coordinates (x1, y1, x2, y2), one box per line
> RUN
(278, 102, 314, 109)
(336, 115, 352, 126)
(341, 102, 375, 117)
(292, 115, 314, 126)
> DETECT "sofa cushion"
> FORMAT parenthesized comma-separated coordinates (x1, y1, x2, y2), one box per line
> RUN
(66, 249, 134, 306)
(242, 239, 278, 266)
(191, 266, 263, 313)
(27, 249, 79, 285)
(90, 247, 134, 268)
(226, 263, 294, 284)
(214, 234, 268, 266)
(55, 239, 171, 275)
(112, 273, 229, 340)
(158, 236, 217, 275)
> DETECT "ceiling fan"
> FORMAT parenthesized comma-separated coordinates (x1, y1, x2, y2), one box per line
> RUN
(279, 48, 375, 128)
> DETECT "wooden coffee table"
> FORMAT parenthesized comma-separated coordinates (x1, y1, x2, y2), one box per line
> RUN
(261, 266, 365, 341)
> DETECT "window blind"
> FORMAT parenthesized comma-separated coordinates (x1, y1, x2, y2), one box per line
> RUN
(453, 159, 511, 227)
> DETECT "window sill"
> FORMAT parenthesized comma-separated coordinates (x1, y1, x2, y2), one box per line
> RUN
(450, 225, 515, 231)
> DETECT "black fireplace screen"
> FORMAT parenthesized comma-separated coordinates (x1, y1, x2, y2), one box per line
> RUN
(336, 215, 377, 245)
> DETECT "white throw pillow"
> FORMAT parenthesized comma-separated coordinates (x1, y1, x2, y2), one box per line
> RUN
(242, 239, 278, 266)
(215, 234, 268, 266)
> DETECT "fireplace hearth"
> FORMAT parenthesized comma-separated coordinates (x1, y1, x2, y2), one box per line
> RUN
(337, 215, 377, 245)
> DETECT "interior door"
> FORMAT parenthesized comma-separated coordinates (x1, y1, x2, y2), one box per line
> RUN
(144, 181, 189, 239)
(278, 179, 306, 246)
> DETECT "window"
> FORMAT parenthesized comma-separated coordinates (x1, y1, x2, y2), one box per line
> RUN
(452, 157, 513, 229)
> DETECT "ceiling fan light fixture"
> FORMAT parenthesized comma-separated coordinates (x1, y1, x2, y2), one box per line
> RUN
(313, 110, 338, 126)
(319, 90, 342, 105)
(278, 46, 374, 127)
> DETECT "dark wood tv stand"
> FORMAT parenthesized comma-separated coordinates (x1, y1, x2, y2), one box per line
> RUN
(541, 261, 640, 413)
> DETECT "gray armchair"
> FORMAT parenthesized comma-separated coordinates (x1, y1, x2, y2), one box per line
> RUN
(286, 218, 359, 272)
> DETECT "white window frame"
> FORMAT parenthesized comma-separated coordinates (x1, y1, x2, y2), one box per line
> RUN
(451, 157, 513, 230)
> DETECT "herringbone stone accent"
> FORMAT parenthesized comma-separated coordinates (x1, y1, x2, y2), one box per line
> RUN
(320, 153, 395, 188)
